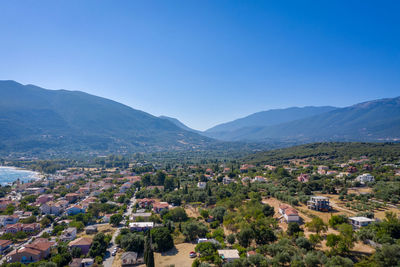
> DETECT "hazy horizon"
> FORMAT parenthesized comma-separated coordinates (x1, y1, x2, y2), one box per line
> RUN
(1, 1, 399, 130)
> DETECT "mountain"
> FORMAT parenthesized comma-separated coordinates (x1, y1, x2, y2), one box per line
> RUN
(206, 97, 400, 142)
(159, 116, 201, 134)
(204, 106, 337, 140)
(0, 80, 215, 155)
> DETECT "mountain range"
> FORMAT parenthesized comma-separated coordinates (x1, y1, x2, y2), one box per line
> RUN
(0, 80, 399, 156)
(0, 80, 214, 155)
(199, 97, 400, 142)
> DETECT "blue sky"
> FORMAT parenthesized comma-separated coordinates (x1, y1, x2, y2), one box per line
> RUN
(0, 1, 399, 130)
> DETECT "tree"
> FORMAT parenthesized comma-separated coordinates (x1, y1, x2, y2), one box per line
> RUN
(305, 217, 327, 235)
(375, 244, 400, 266)
(71, 246, 82, 258)
(166, 207, 188, 222)
(110, 214, 123, 226)
(89, 232, 109, 258)
(5, 204, 15, 215)
(329, 215, 348, 229)
(254, 226, 276, 245)
(326, 234, 341, 253)
(262, 204, 275, 217)
(210, 206, 226, 223)
(195, 242, 219, 261)
(200, 209, 209, 219)
(227, 234, 236, 245)
(151, 227, 174, 252)
(287, 222, 303, 237)
(182, 221, 208, 241)
(236, 228, 254, 247)
(325, 256, 353, 267)
(295, 237, 312, 251)
(144, 231, 155, 267)
(40, 216, 51, 227)
(119, 233, 144, 252)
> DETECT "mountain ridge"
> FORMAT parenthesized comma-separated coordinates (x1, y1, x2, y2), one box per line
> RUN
(207, 96, 400, 142)
(0, 80, 216, 155)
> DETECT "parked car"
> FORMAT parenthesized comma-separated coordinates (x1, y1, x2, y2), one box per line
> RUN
(189, 251, 197, 258)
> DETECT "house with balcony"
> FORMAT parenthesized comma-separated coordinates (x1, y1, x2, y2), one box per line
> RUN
(307, 196, 331, 212)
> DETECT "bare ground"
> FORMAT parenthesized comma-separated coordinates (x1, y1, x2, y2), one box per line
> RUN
(155, 243, 196, 267)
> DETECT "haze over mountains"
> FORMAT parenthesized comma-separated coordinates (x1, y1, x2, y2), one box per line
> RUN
(0, 80, 399, 156)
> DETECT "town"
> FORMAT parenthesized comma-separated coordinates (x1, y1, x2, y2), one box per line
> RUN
(0, 143, 399, 266)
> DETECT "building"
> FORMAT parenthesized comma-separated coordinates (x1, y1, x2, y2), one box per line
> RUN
(222, 177, 233, 185)
(197, 182, 207, 189)
(121, 252, 138, 267)
(349, 217, 374, 229)
(0, 240, 12, 255)
(40, 201, 63, 216)
(0, 215, 19, 227)
(278, 204, 300, 223)
(120, 182, 133, 193)
(152, 202, 169, 213)
(7, 239, 54, 263)
(355, 173, 375, 184)
(297, 174, 310, 183)
(218, 249, 240, 262)
(25, 188, 45, 195)
(85, 225, 98, 234)
(307, 196, 331, 212)
(5, 223, 40, 234)
(129, 222, 154, 232)
(36, 194, 54, 205)
(253, 176, 266, 183)
(65, 193, 80, 203)
(137, 198, 155, 208)
(60, 227, 77, 242)
(70, 258, 94, 267)
(68, 237, 93, 255)
(66, 205, 85, 216)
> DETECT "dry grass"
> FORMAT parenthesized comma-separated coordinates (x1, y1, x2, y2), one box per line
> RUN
(155, 243, 196, 267)
(77, 224, 117, 238)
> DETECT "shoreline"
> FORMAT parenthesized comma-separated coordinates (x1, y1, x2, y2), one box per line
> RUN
(0, 166, 42, 185)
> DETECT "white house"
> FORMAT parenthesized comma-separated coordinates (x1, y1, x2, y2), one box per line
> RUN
(355, 173, 375, 184)
(129, 222, 154, 231)
(197, 182, 207, 189)
(349, 217, 374, 228)
(278, 204, 300, 223)
(253, 176, 266, 183)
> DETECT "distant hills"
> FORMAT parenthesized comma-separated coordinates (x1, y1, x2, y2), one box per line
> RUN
(245, 142, 400, 165)
(204, 106, 337, 140)
(0, 80, 398, 157)
(203, 98, 400, 142)
(0, 80, 215, 155)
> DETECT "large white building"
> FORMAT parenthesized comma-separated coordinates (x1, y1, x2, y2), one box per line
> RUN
(355, 173, 375, 184)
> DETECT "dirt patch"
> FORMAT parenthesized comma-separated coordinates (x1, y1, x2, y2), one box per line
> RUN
(185, 206, 201, 218)
(155, 243, 196, 267)
(112, 251, 123, 267)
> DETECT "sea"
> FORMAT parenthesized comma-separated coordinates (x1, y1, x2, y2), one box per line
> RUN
(0, 166, 40, 186)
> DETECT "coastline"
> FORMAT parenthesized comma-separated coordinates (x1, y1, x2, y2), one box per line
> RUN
(0, 166, 41, 185)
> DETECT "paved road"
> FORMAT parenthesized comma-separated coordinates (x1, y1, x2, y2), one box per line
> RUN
(103, 194, 136, 267)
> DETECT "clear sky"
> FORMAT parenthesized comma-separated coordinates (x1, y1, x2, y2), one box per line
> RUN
(0, 1, 399, 130)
